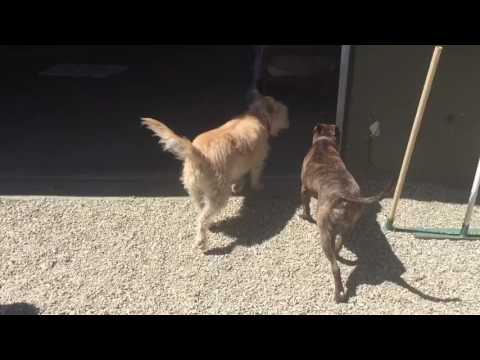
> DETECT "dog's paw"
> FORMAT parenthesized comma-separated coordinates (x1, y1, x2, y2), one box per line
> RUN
(231, 183, 244, 195)
(335, 291, 347, 304)
(195, 237, 208, 253)
(197, 244, 209, 254)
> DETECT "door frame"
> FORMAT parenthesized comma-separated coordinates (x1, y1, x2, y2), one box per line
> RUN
(335, 45, 353, 155)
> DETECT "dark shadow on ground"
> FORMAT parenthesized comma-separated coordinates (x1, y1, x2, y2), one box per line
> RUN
(0, 302, 40, 315)
(342, 180, 462, 303)
(205, 179, 300, 255)
(0, 176, 186, 197)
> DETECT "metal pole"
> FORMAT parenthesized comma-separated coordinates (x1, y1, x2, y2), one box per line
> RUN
(386, 46, 443, 229)
(461, 157, 480, 235)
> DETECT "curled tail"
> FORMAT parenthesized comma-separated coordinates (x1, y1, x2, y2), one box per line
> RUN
(142, 117, 193, 160)
(339, 179, 395, 205)
(141, 118, 209, 169)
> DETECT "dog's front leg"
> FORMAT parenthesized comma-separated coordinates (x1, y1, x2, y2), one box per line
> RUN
(189, 188, 205, 210)
(231, 176, 246, 195)
(250, 162, 265, 191)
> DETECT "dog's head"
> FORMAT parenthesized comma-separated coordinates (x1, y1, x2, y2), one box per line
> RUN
(313, 123, 339, 144)
(247, 91, 289, 137)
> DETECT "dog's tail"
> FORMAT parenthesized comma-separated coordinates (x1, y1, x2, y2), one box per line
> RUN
(141, 117, 207, 167)
(339, 178, 395, 205)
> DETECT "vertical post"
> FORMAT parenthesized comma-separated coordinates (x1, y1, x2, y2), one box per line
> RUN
(252, 46, 267, 93)
(336, 45, 352, 152)
(461, 157, 480, 235)
(386, 46, 443, 230)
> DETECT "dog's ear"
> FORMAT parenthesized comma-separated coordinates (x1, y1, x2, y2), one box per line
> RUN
(248, 95, 276, 123)
(248, 95, 272, 121)
(313, 124, 326, 143)
(325, 124, 336, 139)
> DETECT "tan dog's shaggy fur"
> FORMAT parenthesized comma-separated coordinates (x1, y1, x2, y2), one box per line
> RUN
(142, 92, 289, 252)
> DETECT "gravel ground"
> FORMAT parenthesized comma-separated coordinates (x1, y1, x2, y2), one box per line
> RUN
(1, 179, 479, 315)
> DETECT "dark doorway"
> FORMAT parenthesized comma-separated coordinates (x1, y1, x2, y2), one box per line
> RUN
(0, 45, 342, 196)
(252, 45, 342, 175)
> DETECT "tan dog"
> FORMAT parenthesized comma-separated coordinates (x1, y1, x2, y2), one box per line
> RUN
(142, 92, 289, 252)
(300, 123, 392, 303)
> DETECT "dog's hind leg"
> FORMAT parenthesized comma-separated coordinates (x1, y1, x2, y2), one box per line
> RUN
(322, 231, 346, 303)
(195, 189, 229, 253)
(189, 187, 205, 210)
(336, 227, 353, 256)
(318, 210, 346, 303)
(300, 187, 315, 223)
(335, 228, 358, 267)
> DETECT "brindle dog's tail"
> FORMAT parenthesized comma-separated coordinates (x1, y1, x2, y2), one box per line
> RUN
(339, 178, 395, 205)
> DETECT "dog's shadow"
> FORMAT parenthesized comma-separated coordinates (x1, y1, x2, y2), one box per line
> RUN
(343, 202, 461, 303)
(206, 180, 299, 255)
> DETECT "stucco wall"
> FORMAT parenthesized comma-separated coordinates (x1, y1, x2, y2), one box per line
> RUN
(343, 45, 480, 188)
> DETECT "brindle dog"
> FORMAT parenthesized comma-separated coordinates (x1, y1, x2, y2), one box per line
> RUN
(300, 123, 393, 303)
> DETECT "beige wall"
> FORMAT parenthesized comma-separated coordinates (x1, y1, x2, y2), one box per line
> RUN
(343, 45, 480, 188)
